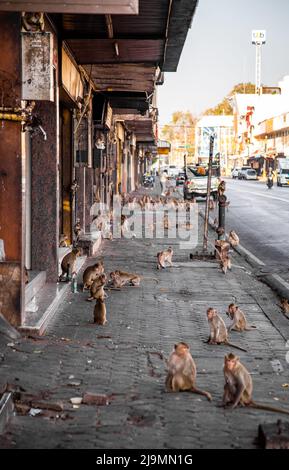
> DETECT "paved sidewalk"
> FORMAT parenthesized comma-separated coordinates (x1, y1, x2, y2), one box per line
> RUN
(0, 195, 289, 449)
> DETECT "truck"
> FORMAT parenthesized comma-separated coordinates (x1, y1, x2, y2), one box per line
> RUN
(277, 158, 289, 187)
(184, 166, 219, 200)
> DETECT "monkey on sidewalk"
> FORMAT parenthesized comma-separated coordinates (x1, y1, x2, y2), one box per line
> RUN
(223, 353, 289, 415)
(166, 342, 212, 401)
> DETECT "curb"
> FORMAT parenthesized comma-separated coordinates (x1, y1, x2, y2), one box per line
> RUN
(200, 209, 289, 301)
(0, 393, 14, 434)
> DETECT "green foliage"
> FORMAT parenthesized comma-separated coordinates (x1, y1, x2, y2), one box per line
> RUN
(161, 111, 197, 153)
(204, 82, 256, 116)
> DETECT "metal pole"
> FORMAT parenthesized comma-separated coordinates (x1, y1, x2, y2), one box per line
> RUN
(203, 134, 215, 251)
(218, 194, 227, 241)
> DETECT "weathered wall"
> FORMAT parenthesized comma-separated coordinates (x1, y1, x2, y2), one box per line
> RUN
(0, 13, 24, 326)
(31, 100, 59, 281)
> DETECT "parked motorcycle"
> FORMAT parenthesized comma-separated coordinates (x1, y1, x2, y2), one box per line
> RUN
(143, 176, 154, 188)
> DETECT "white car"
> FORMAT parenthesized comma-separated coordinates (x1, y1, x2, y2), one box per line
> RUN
(243, 169, 257, 180)
(231, 168, 241, 179)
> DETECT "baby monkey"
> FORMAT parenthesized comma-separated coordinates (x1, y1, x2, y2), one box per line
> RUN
(157, 247, 173, 270)
(87, 274, 107, 301)
(227, 303, 257, 332)
(223, 353, 289, 415)
(166, 342, 212, 401)
(206, 308, 247, 352)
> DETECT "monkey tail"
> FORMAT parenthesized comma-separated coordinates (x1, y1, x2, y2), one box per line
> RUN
(142, 276, 159, 283)
(250, 401, 289, 416)
(225, 341, 247, 353)
(191, 387, 212, 402)
(245, 326, 257, 331)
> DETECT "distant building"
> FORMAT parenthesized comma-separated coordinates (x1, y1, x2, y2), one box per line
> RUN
(232, 75, 289, 174)
(195, 115, 235, 174)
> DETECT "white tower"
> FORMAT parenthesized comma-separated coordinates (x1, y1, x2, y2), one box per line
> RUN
(252, 30, 266, 94)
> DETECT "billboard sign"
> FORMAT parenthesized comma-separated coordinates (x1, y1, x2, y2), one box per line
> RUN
(252, 30, 266, 45)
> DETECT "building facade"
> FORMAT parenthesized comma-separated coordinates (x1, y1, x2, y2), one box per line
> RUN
(0, 1, 198, 331)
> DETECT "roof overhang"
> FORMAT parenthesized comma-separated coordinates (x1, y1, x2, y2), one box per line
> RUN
(0, 0, 139, 14)
(116, 114, 156, 142)
(51, 0, 198, 72)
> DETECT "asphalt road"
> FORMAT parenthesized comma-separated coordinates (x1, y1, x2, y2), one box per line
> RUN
(224, 179, 289, 281)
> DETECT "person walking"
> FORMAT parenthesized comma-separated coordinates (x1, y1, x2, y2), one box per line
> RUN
(160, 171, 167, 196)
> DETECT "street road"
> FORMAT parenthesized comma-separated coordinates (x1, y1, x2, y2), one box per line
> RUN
(224, 179, 289, 281)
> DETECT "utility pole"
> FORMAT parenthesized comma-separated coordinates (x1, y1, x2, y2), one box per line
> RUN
(203, 133, 215, 252)
(252, 30, 266, 95)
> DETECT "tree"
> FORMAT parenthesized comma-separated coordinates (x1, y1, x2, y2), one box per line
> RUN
(161, 111, 197, 163)
(204, 82, 256, 116)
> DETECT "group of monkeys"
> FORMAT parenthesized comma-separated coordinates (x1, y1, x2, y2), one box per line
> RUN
(166, 304, 289, 415)
(57, 181, 289, 416)
(59, 243, 289, 415)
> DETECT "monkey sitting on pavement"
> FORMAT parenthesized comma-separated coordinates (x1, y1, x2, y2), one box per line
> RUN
(82, 261, 104, 291)
(226, 303, 257, 332)
(206, 308, 247, 352)
(166, 342, 212, 401)
(279, 298, 289, 317)
(59, 248, 81, 281)
(157, 247, 173, 270)
(223, 353, 289, 415)
(93, 298, 107, 325)
(87, 274, 107, 301)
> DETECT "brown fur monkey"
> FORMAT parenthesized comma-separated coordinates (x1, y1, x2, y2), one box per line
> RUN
(166, 342, 212, 401)
(93, 298, 107, 325)
(109, 270, 141, 288)
(227, 304, 257, 332)
(206, 308, 247, 352)
(279, 298, 289, 317)
(157, 247, 173, 270)
(60, 248, 81, 281)
(228, 230, 240, 247)
(223, 353, 289, 415)
(87, 274, 107, 301)
(82, 261, 104, 290)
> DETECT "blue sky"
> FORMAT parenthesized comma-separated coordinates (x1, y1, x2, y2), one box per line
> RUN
(158, 0, 289, 124)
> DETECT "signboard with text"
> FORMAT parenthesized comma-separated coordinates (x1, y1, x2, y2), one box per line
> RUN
(252, 30, 266, 45)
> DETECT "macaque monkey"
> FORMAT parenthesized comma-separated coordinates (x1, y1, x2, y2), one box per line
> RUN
(279, 298, 289, 317)
(218, 180, 226, 197)
(206, 308, 247, 352)
(221, 254, 232, 275)
(22, 12, 45, 32)
(215, 240, 230, 260)
(59, 234, 69, 248)
(157, 247, 173, 270)
(223, 353, 289, 415)
(164, 213, 170, 230)
(87, 274, 107, 301)
(82, 261, 104, 290)
(74, 220, 82, 240)
(227, 304, 257, 332)
(166, 342, 212, 401)
(109, 270, 141, 288)
(228, 230, 240, 247)
(60, 248, 81, 281)
(93, 298, 107, 325)
(209, 199, 216, 211)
